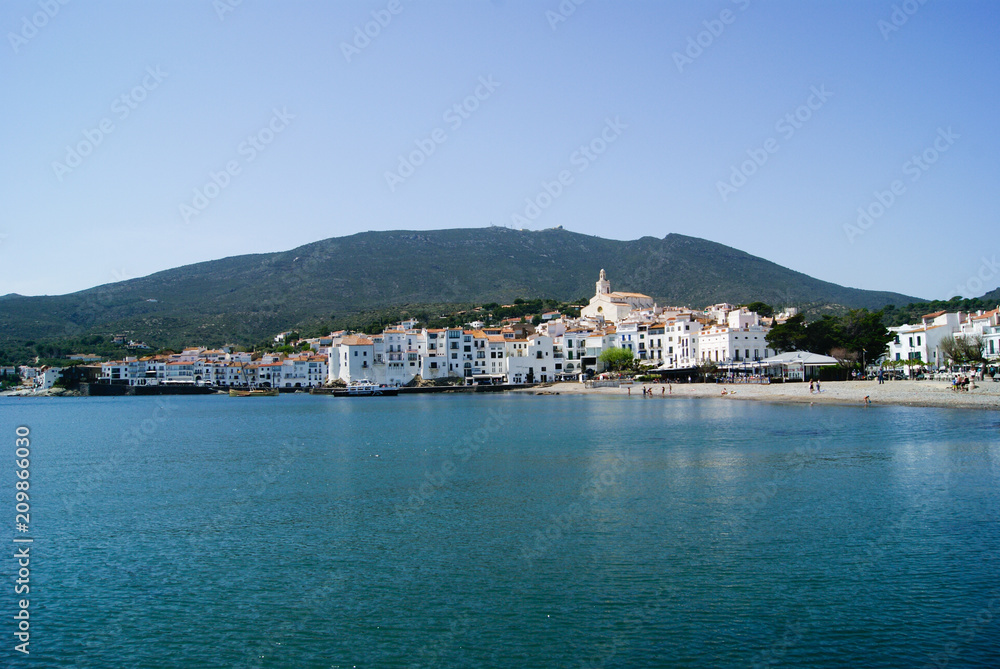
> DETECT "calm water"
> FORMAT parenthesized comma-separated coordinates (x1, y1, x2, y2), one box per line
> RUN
(2, 393, 999, 668)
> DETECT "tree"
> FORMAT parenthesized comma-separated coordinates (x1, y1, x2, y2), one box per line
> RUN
(839, 309, 892, 363)
(829, 347, 859, 369)
(599, 347, 634, 372)
(939, 336, 963, 365)
(941, 334, 986, 369)
(743, 301, 774, 318)
(766, 314, 809, 352)
(803, 315, 843, 356)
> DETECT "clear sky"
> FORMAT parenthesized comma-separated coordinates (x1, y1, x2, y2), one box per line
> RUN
(2, 0, 997, 302)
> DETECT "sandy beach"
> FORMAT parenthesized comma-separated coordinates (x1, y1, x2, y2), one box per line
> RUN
(525, 379, 1000, 411)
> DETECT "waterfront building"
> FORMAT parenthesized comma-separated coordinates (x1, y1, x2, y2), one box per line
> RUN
(697, 309, 773, 364)
(332, 335, 375, 384)
(888, 311, 964, 369)
(506, 334, 557, 384)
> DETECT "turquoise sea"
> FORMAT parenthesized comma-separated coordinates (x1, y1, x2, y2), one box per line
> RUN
(2, 393, 999, 668)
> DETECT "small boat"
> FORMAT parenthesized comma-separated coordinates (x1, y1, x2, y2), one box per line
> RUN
(229, 388, 279, 397)
(229, 360, 279, 397)
(331, 380, 399, 397)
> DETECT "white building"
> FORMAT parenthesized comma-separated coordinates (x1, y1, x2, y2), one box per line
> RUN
(659, 315, 703, 369)
(506, 335, 557, 384)
(332, 335, 375, 384)
(697, 309, 773, 364)
(35, 367, 63, 390)
(556, 328, 592, 378)
(887, 311, 963, 368)
(580, 269, 655, 322)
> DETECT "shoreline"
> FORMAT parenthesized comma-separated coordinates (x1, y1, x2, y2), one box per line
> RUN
(519, 379, 1000, 411)
(5, 379, 999, 411)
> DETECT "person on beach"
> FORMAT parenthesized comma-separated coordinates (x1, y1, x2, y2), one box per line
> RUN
(661, 386, 665, 396)
(669, 383, 672, 394)
(815, 379, 821, 393)
(864, 395, 871, 406)
(809, 380, 815, 393)
(628, 387, 631, 396)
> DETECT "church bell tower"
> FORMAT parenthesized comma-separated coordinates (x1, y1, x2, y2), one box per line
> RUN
(596, 269, 610, 296)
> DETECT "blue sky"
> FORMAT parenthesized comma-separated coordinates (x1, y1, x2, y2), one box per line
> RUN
(2, 0, 997, 302)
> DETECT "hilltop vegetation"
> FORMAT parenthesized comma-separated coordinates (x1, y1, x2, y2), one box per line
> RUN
(0, 227, 924, 365)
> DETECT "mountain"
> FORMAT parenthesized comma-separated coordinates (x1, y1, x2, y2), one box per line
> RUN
(0, 227, 922, 348)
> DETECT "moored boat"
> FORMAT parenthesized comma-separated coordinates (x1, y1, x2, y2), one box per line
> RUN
(229, 388, 279, 397)
(330, 380, 398, 397)
(228, 360, 279, 397)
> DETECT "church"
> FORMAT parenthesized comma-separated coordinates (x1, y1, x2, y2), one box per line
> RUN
(580, 269, 655, 322)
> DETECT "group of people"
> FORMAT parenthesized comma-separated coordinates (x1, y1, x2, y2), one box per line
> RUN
(951, 376, 974, 391)
(628, 384, 672, 396)
(808, 379, 822, 393)
(718, 373, 770, 384)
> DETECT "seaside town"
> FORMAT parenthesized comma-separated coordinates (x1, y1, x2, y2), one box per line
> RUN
(5, 270, 1000, 395)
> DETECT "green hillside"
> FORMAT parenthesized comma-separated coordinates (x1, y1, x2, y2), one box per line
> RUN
(0, 227, 921, 353)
